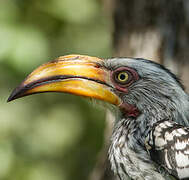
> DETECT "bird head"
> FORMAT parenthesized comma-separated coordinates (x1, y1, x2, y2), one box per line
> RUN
(8, 55, 188, 122)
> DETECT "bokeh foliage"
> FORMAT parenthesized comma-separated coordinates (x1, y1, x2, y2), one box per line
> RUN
(0, 0, 112, 179)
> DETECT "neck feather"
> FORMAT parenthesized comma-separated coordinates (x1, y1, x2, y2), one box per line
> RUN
(108, 116, 166, 179)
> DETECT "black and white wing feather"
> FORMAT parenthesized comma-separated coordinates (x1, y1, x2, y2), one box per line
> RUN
(146, 120, 189, 179)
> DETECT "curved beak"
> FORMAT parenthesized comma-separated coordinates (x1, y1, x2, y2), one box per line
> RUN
(7, 55, 121, 106)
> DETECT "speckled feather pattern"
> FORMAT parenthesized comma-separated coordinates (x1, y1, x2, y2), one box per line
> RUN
(146, 120, 189, 179)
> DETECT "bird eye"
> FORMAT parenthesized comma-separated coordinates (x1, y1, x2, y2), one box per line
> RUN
(114, 71, 132, 85)
(111, 67, 139, 92)
(117, 72, 129, 82)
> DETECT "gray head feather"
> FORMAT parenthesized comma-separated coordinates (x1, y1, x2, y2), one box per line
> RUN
(104, 58, 189, 126)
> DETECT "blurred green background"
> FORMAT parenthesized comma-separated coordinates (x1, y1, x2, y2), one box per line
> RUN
(0, 0, 112, 179)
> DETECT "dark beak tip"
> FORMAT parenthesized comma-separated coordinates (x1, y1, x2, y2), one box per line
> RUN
(7, 85, 25, 103)
(7, 96, 12, 102)
(7, 90, 18, 102)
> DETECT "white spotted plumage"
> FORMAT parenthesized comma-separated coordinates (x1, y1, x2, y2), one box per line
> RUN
(146, 120, 189, 179)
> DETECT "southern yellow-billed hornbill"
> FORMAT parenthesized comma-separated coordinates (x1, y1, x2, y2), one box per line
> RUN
(8, 55, 189, 180)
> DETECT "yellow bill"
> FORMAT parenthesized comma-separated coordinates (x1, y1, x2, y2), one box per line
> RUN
(8, 55, 121, 106)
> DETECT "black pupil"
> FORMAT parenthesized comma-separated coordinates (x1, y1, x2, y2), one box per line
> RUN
(120, 74, 126, 80)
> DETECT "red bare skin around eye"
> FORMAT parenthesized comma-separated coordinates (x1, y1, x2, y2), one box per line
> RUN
(110, 67, 139, 93)
(110, 67, 140, 118)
